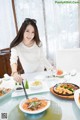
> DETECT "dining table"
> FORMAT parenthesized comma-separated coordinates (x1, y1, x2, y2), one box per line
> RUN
(0, 71, 80, 120)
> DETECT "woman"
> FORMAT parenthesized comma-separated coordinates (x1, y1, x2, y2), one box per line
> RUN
(10, 18, 53, 83)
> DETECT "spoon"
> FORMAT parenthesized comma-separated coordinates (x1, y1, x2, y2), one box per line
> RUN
(22, 80, 29, 99)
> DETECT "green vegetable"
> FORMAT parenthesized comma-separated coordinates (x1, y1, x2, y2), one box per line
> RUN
(19, 83, 21, 85)
(28, 101, 41, 110)
(24, 80, 29, 89)
(68, 88, 74, 92)
(15, 82, 17, 85)
(64, 86, 67, 89)
(15, 82, 21, 86)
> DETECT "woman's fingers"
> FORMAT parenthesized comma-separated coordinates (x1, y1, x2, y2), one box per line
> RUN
(13, 73, 23, 83)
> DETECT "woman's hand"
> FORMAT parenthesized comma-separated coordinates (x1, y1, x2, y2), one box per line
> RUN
(12, 72, 23, 83)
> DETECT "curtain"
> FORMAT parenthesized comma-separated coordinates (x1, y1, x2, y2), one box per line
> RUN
(0, 0, 16, 49)
(44, 0, 79, 64)
(14, 0, 47, 55)
(13, 0, 79, 65)
(0, 0, 78, 66)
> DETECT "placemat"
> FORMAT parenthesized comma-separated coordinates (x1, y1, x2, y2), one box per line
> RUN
(8, 101, 62, 120)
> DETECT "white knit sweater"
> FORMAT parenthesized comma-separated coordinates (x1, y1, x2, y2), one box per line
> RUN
(10, 42, 52, 73)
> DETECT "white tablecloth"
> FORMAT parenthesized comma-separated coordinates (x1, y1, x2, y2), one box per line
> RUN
(0, 71, 80, 120)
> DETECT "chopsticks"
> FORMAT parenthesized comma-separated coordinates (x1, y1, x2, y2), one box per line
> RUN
(22, 80, 29, 99)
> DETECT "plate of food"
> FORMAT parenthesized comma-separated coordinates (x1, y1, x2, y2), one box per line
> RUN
(0, 87, 12, 99)
(8, 98, 62, 120)
(19, 97, 50, 114)
(56, 69, 65, 77)
(30, 80, 43, 90)
(74, 89, 80, 109)
(0, 78, 15, 99)
(50, 83, 79, 99)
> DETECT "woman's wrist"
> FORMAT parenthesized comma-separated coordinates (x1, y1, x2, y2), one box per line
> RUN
(11, 71, 18, 76)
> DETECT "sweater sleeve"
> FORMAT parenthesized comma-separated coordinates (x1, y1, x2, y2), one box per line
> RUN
(40, 46, 53, 70)
(10, 48, 18, 66)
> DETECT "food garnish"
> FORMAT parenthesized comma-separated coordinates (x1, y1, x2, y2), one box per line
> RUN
(24, 80, 29, 89)
(22, 98, 47, 111)
(53, 83, 78, 95)
(32, 80, 42, 86)
(57, 69, 63, 75)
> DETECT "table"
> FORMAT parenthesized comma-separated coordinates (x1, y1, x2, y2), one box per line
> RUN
(0, 71, 80, 120)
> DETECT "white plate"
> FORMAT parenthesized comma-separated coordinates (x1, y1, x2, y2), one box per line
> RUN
(30, 84, 42, 90)
(19, 98, 50, 114)
(0, 78, 15, 99)
(74, 89, 80, 109)
(0, 89, 13, 100)
(12, 81, 49, 97)
(46, 72, 65, 78)
(56, 73, 65, 77)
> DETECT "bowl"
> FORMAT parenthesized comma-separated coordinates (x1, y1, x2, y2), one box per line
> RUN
(19, 97, 50, 114)
(74, 89, 80, 109)
(30, 80, 43, 90)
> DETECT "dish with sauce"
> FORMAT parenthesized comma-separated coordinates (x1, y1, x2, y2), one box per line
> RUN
(53, 83, 79, 96)
(19, 97, 50, 114)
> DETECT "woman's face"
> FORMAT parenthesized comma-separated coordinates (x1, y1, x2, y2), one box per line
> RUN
(23, 24, 35, 44)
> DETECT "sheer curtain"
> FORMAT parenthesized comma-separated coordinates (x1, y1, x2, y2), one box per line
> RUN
(13, 0, 79, 65)
(14, 0, 47, 55)
(0, 0, 79, 51)
(44, 0, 79, 64)
(0, 0, 16, 49)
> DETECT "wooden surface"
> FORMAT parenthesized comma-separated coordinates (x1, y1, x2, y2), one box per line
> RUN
(0, 50, 11, 77)
(50, 87, 74, 100)
(0, 48, 24, 78)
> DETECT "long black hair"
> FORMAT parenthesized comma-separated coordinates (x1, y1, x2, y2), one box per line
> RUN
(10, 18, 41, 48)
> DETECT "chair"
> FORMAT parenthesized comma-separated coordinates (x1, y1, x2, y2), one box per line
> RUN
(56, 48, 80, 72)
(0, 48, 24, 77)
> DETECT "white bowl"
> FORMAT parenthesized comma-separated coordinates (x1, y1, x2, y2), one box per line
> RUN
(74, 89, 80, 109)
(30, 81, 43, 90)
(19, 98, 50, 114)
(30, 84, 42, 90)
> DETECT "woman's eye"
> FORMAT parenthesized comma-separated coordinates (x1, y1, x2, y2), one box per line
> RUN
(32, 32, 34, 34)
(26, 30, 29, 32)
(25, 30, 34, 34)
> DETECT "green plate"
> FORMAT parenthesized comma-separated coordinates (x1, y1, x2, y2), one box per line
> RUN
(8, 101, 62, 120)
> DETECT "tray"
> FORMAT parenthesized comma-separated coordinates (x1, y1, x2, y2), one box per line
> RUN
(50, 83, 79, 100)
(12, 81, 49, 97)
(8, 101, 62, 120)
